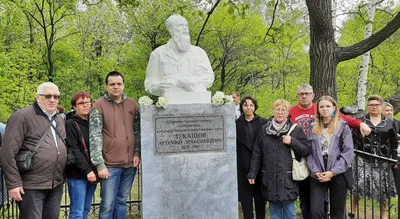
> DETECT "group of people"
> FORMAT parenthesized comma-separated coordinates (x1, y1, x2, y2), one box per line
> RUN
(235, 84, 400, 219)
(0, 71, 140, 219)
(0, 75, 399, 219)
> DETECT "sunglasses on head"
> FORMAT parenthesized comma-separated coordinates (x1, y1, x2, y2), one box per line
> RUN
(38, 94, 59, 100)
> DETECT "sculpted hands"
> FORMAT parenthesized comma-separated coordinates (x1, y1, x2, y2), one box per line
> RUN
(159, 77, 175, 92)
(87, 171, 97, 182)
(177, 77, 196, 90)
(9, 186, 24, 201)
(98, 168, 109, 179)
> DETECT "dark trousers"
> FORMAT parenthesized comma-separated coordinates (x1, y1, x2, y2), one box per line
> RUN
(299, 176, 311, 219)
(18, 183, 63, 219)
(241, 183, 266, 219)
(241, 195, 265, 219)
(310, 174, 347, 219)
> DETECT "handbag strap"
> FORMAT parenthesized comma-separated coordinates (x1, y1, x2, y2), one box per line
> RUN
(287, 124, 298, 159)
(73, 121, 91, 163)
(47, 117, 66, 145)
(32, 128, 51, 154)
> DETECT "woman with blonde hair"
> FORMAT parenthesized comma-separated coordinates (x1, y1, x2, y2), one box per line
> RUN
(307, 96, 354, 219)
(248, 99, 310, 219)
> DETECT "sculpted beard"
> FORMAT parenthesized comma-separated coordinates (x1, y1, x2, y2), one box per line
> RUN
(173, 31, 191, 52)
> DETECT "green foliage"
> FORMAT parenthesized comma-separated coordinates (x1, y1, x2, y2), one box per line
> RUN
(337, 5, 400, 108)
(0, 0, 399, 121)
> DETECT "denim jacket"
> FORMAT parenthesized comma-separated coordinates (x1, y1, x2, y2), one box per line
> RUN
(307, 120, 354, 177)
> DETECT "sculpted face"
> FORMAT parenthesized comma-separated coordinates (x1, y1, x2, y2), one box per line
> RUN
(107, 75, 124, 101)
(171, 17, 191, 52)
(37, 87, 59, 114)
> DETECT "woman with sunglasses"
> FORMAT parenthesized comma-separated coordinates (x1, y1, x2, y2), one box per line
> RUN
(65, 91, 98, 219)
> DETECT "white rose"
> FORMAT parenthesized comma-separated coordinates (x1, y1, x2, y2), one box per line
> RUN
(138, 96, 153, 105)
(156, 97, 168, 109)
(224, 95, 233, 103)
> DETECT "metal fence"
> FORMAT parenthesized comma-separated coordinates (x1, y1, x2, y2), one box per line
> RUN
(2, 136, 400, 219)
(346, 135, 400, 219)
(0, 168, 141, 219)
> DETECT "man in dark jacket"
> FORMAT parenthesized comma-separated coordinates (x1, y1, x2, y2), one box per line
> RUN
(0, 82, 67, 219)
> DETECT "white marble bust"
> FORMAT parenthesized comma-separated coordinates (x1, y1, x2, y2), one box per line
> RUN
(144, 15, 215, 97)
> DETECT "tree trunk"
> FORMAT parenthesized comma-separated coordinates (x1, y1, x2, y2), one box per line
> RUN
(356, 0, 376, 110)
(306, 0, 337, 100)
(306, 0, 400, 101)
(387, 92, 400, 116)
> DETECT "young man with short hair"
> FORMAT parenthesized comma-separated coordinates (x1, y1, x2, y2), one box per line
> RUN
(89, 71, 141, 219)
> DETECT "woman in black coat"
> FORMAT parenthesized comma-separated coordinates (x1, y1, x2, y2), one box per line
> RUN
(236, 96, 268, 219)
(248, 99, 311, 219)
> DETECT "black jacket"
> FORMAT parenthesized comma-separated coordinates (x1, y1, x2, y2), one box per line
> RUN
(355, 114, 398, 159)
(248, 119, 311, 202)
(392, 118, 400, 134)
(236, 114, 268, 201)
(65, 114, 94, 179)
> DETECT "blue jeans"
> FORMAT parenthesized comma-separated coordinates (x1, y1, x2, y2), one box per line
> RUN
(67, 178, 97, 219)
(269, 201, 296, 219)
(99, 167, 136, 219)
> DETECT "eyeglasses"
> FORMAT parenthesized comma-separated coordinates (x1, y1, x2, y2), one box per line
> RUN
(274, 108, 287, 113)
(38, 94, 59, 100)
(77, 101, 91, 106)
(368, 104, 381, 108)
(297, 92, 313, 96)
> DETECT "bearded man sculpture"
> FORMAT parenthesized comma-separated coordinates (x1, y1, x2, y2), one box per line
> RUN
(144, 15, 214, 98)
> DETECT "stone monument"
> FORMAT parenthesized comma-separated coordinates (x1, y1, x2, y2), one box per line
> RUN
(144, 14, 214, 104)
(141, 14, 238, 219)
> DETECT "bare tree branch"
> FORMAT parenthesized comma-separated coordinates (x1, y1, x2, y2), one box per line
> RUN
(263, 0, 279, 42)
(83, 0, 104, 5)
(337, 12, 400, 62)
(195, 0, 221, 46)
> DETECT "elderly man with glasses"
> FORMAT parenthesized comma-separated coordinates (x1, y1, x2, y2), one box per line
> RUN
(0, 82, 67, 219)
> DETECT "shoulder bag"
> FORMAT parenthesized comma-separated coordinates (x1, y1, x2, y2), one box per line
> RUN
(16, 128, 50, 173)
(288, 124, 310, 181)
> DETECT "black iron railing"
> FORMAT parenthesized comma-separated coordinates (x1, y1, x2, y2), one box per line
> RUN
(0, 168, 141, 219)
